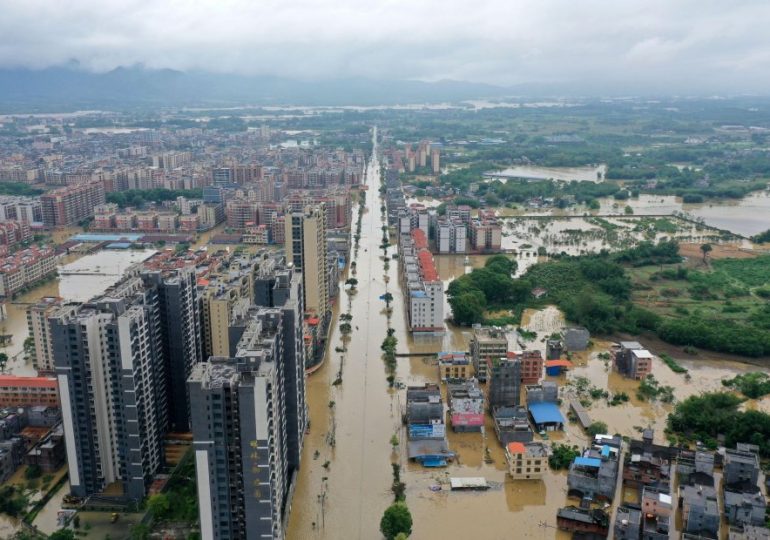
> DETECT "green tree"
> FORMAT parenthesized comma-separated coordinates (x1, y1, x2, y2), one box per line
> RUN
(448, 291, 486, 326)
(586, 421, 608, 437)
(485, 255, 517, 276)
(147, 493, 170, 519)
(380, 502, 413, 540)
(700, 243, 712, 263)
(130, 524, 150, 540)
(382, 292, 394, 308)
(0, 352, 7, 373)
(24, 464, 41, 480)
(49, 530, 76, 540)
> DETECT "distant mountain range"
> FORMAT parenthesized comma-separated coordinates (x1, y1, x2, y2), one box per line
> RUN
(0, 65, 517, 111)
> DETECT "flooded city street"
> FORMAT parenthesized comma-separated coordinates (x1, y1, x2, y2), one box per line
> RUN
(287, 128, 770, 539)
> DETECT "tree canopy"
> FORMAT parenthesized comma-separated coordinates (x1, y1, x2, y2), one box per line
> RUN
(380, 502, 413, 540)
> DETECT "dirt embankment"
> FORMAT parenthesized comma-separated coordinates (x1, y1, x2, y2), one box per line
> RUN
(679, 242, 758, 260)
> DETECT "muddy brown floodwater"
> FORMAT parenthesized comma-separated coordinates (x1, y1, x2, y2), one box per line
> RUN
(286, 129, 770, 540)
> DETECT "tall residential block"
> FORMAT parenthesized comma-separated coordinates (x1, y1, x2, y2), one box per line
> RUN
(141, 267, 203, 432)
(27, 296, 62, 373)
(189, 308, 302, 540)
(52, 282, 167, 501)
(52, 266, 203, 500)
(285, 205, 328, 318)
(40, 181, 106, 227)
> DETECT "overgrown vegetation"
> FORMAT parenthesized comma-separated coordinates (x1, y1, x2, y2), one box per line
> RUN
(0, 182, 43, 196)
(446, 255, 525, 325)
(448, 240, 770, 357)
(147, 452, 198, 525)
(0, 485, 28, 516)
(106, 188, 203, 208)
(636, 375, 675, 403)
(722, 372, 770, 399)
(549, 444, 580, 470)
(659, 353, 688, 374)
(667, 392, 770, 456)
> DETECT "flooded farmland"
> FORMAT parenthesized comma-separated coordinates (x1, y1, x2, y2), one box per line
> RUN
(287, 129, 770, 539)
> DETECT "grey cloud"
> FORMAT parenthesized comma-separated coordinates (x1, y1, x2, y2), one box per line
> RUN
(1, 0, 770, 93)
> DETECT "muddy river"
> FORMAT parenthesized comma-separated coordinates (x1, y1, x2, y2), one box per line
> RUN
(286, 129, 770, 539)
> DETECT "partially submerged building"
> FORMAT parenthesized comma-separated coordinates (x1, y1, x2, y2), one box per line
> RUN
(399, 229, 444, 333)
(469, 325, 508, 382)
(614, 341, 654, 380)
(493, 406, 533, 445)
(447, 381, 484, 433)
(556, 506, 609, 537)
(525, 382, 564, 432)
(614, 505, 642, 540)
(488, 357, 521, 409)
(505, 441, 548, 480)
(567, 435, 622, 502)
(641, 485, 673, 540)
(438, 351, 473, 381)
(405, 384, 453, 466)
(623, 430, 673, 489)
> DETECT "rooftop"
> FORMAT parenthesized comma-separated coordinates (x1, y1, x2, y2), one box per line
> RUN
(528, 401, 565, 425)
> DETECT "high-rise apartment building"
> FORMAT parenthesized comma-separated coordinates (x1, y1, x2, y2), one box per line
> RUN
(40, 181, 106, 227)
(27, 296, 63, 373)
(52, 266, 204, 500)
(189, 308, 298, 540)
(141, 267, 203, 432)
(51, 282, 167, 501)
(285, 205, 328, 318)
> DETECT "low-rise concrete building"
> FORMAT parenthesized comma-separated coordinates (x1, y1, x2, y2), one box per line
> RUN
(447, 381, 484, 433)
(505, 441, 548, 480)
(724, 489, 767, 527)
(680, 483, 720, 539)
(614, 505, 642, 540)
(493, 406, 533, 445)
(567, 435, 622, 502)
(438, 351, 473, 381)
(556, 506, 609, 537)
(729, 526, 770, 540)
(641, 485, 673, 540)
(723, 443, 760, 487)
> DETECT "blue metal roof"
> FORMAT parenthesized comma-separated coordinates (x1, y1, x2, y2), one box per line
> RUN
(528, 402, 565, 425)
(574, 457, 602, 468)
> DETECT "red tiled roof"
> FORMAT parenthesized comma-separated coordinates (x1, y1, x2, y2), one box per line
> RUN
(0, 376, 58, 389)
(307, 317, 320, 325)
(507, 442, 525, 454)
(417, 249, 438, 281)
(411, 228, 428, 250)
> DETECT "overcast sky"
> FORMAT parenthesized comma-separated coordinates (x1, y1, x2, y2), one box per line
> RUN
(2, 0, 770, 92)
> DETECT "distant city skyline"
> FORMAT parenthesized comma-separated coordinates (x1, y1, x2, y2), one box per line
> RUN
(2, 0, 770, 94)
